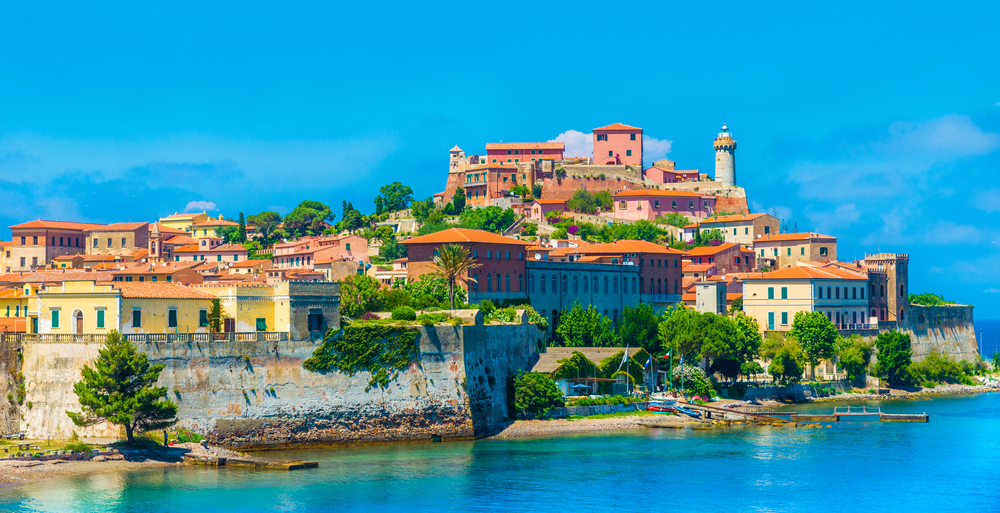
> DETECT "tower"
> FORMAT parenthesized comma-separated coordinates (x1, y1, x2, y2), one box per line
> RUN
(148, 222, 163, 262)
(714, 123, 737, 186)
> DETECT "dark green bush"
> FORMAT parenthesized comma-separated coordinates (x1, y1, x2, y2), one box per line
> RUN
(391, 306, 416, 321)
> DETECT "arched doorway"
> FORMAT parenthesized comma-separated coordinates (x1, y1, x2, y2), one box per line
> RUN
(74, 311, 83, 334)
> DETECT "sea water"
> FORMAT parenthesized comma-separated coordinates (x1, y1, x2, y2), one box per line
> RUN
(2, 393, 998, 512)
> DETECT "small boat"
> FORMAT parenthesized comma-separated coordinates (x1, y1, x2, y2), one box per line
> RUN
(674, 406, 702, 418)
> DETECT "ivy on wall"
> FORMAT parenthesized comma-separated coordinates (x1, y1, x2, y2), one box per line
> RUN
(303, 325, 420, 391)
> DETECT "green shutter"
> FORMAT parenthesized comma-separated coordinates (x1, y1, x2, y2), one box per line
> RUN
(96, 310, 105, 329)
(168, 310, 177, 328)
(781, 312, 788, 325)
(767, 312, 775, 330)
(767, 287, 774, 299)
(199, 310, 208, 327)
(256, 318, 267, 331)
(781, 287, 788, 299)
(51, 309, 59, 328)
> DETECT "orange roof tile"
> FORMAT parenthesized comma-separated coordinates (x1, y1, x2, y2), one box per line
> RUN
(112, 261, 201, 275)
(13, 271, 115, 283)
(613, 190, 704, 198)
(685, 243, 741, 256)
(743, 266, 865, 281)
(754, 232, 836, 243)
(532, 199, 567, 205)
(229, 259, 270, 268)
(683, 264, 716, 272)
(8, 220, 105, 230)
(160, 212, 206, 220)
(86, 222, 149, 232)
(485, 142, 565, 150)
(191, 219, 238, 228)
(400, 228, 528, 247)
(113, 282, 216, 299)
(164, 235, 198, 245)
(700, 214, 767, 224)
(583, 239, 684, 255)
(593, 123, 642, 132)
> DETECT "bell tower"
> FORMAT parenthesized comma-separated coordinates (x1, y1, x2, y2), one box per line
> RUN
(714, 123, 737, 186)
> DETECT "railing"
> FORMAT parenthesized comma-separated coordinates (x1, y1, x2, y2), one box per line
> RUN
(836, 323, 877, 331)
(6, 332, 289, 344)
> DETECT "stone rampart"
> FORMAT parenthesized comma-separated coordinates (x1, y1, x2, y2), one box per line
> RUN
(541, 176, 749, 215)
(17, 320, 542, 447)
(902, 304, 978, 362)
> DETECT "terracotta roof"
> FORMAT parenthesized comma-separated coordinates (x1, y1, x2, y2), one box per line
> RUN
(400, 228, 528, 246)
(743, 266, 866, 281)
(149, 223, 187, 235)
(593, 123, 642, 132)
(485, 142, 565, 150)
(467, 164, 519, 170)
(686, 243, 741, 256)
(0, 317, 27, 333)
(449, 145, 463, 152)
(754, 233, 836, 243)
(613, 190, 704, 198)
(164, 235, 198, 245)
(700, 214, 767, 224)
(11, 271, 114, 283)
(112, 261, 201, 275)
(683, 264, 716, 272)
(113, 282, 216, 299)
(583, 239, 684, 255)
(682, 293, 696, 302)
(8, 220, 105, 230)
(131, 248, 149, 259)
(0, 241, 13, 247)
(160, 212, 206, 220)
(191, 219, 238, 228)
(230, 259, 270, 268)
(86, 222, 148, 232)
(532, 199, 566, 205)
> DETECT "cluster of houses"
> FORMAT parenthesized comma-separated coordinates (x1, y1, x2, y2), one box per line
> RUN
(0, 122, 912, 340)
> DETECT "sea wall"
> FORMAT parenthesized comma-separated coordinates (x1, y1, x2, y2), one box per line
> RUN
(17, 320, 541, 447)
(902, 305, 978, 362)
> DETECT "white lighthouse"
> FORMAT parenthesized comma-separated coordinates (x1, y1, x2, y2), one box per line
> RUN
(714, 123, 736, 186)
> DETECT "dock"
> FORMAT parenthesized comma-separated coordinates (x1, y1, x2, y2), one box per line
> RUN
(183, 452, 319, 470)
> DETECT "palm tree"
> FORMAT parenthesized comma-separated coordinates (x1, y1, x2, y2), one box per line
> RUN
(430, 244, 481, 310)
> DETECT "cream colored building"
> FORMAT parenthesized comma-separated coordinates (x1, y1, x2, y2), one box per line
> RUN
(698, 213, 778, 247)
(193, 281, 339, 340)
(752, 232, 837, 269)
(742, 266, 869, 332)
(158, 212, 210, 234)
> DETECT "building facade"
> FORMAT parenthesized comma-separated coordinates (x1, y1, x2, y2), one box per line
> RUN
(593, 123, 643, 166)
(485, 142, 564, 164)
(84, 222, 150, 257)
(698, 213, 778, 246)
(861, 253, 909, 323)
(612, 190, 715, 222)
(753, 233, 837, 269)
(742, 266, 870, 332)
(684, 243, 755, 275)
(8, 220, 104, 272)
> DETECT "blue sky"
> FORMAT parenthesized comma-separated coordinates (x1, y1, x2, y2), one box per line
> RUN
(2, 2, 999, 317)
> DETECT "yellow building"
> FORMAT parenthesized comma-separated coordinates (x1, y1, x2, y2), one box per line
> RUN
(158, 212, 210, 234)
(1, 241, 12, 274)
(0, 283, 37, 332)
(34, 280, 215, 335)
(742, 266, 869, 332)
(194, 281, 339, 339)
(190, 215, 239, 238)
(752, 233, 837, 269)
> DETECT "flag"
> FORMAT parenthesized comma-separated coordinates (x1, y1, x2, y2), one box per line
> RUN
(617, 346, 629, 372)
(644, 357, 652, 369)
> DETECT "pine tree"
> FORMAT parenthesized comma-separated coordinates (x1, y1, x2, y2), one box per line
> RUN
(237, 212, 247, 242)
(67, 331, 177, 443)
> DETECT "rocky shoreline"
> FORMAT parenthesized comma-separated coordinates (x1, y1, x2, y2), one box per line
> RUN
(802, 382, 1000, 403)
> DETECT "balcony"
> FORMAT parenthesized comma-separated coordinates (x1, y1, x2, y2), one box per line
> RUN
(2, 332, 290, 345)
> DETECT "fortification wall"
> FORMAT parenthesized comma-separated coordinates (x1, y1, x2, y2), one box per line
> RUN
(541, 176, 749, 214)
(902, 305, 978, 362)
(18, 322, 540, 447)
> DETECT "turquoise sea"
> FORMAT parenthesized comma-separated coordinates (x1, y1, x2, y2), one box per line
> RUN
(2, 393, 998, 512)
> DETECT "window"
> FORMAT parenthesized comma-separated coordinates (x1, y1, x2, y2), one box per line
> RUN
(168, 309, 178, 328)
(781, 312, 788, 325)
(767, 287, 774, 299)
(818, 286, 823, 299)
(836, 287, 840, 299)
(745, 228, 749, 235)
(764, 226, 771, 234)
(217, 255, 222, 261)
(473, 273, 479, 292)
(51, 309, 60, 328)
(603, 277, 609, 294)
(256, 318, 267, 331)
(507, 150, 511, 155)
(132, 309, 142, 328)
(800, 247, 805, 256)
(531, 150, 536, 155)
(93, 238, 98, 248)
(608, 150, 613, 157)
(613, 277, 618, 293)
(505, 251, 510, 260)
(688, 200, 694, 210)
(583, 275, 588, 293)
(594, 276, 599, 293)
(530, 274, 536, 293)
(561, 275, 567, 293)
(626, 150, 632, 157)
(820, 247, 828, 256)
(860, 287, 865, 299)
(199, 310, 208, 327)
(781, 287, 787, 299)
(473, 250, 478, 258)
(486, 273, 492, 292)
(486, 251, 490, 259)
(597, 134, 608, 141)
(20, 257, 25, 267)
(514, 150, 519, 155)
(671, 200, 677, 209)
(32, 236, 37, 245)
(632, 277, 636, 294)
(152, 276, 157, 282)
(107, 238, 112, 248)
(619, 201, 627, 210)
(827, 287, 832, 298)
(31, 257, 37, 267)
(768, 312, 775, 330)
(573, 275, 579, 293)
(787, 248, 791, 256)
(551, 275, 556, 294)
(518, 252, 523, 260)
(852, 288, 857, 299)
(121, 237, 127, 248)
(540, 274, 546, 293)
(654, 200, 660, 209)
(20, 236, 25, 245)
(630, 133, 636, 141)
(518, 274, 523, 292)
(492, 159, 497, 163)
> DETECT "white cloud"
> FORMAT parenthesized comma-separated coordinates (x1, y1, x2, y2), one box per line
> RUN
(974, 188, 1000, 212)
(550, 130, 592, 160)
(184, 200, 217, 213)
(806, 203, 860, 234)
(788, 114, 1000, 201)
(642, 135, 672, 168)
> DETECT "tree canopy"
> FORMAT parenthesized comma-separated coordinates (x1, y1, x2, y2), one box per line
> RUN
(566, 189, 613, 214)
(459, 206, 516, 233)
(875, 330, 912, 386)
(248, 211, 282, 241)
(514, 371, 565, 419)
(789, 311, 839, 377)
(908, 292, 956, 306)
(555, 303, 618, 347)
(283, 200, 334, 237)
(66, 331, 177, 443)
(375, 182, 414, 214)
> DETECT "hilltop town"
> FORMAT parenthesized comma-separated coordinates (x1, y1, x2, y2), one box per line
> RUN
(0, 122, 931, 339)
(0, 122, 985, 453)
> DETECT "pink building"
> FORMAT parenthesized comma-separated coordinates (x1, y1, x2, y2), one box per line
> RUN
(612, 190, 715, 221)
(644, 166, 700, 184)
(172, 243, 248, 263)
(462, 164, 521, 207)
(593, 123, 642, 166)
(272, 234, 368, 269)
(528, 199, 567, 223)
(684, 243, 755, 275)
(485, 142, 564, 164)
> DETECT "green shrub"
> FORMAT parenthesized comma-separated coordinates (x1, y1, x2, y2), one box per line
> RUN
(514, 371, 565, 419)
(64, 442, 93, 454)
(175, 429, 206, 443)
(921, 380, 936, 389)
(416, 312, 451, 324)
(391, 306, 417, 321)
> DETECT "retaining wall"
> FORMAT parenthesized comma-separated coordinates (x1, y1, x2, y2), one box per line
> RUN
(17, 320, 542, 447)
(546, 402, 647, 418)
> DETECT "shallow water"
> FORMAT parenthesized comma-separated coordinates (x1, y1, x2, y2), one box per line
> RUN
(2, 393, 998, 512)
